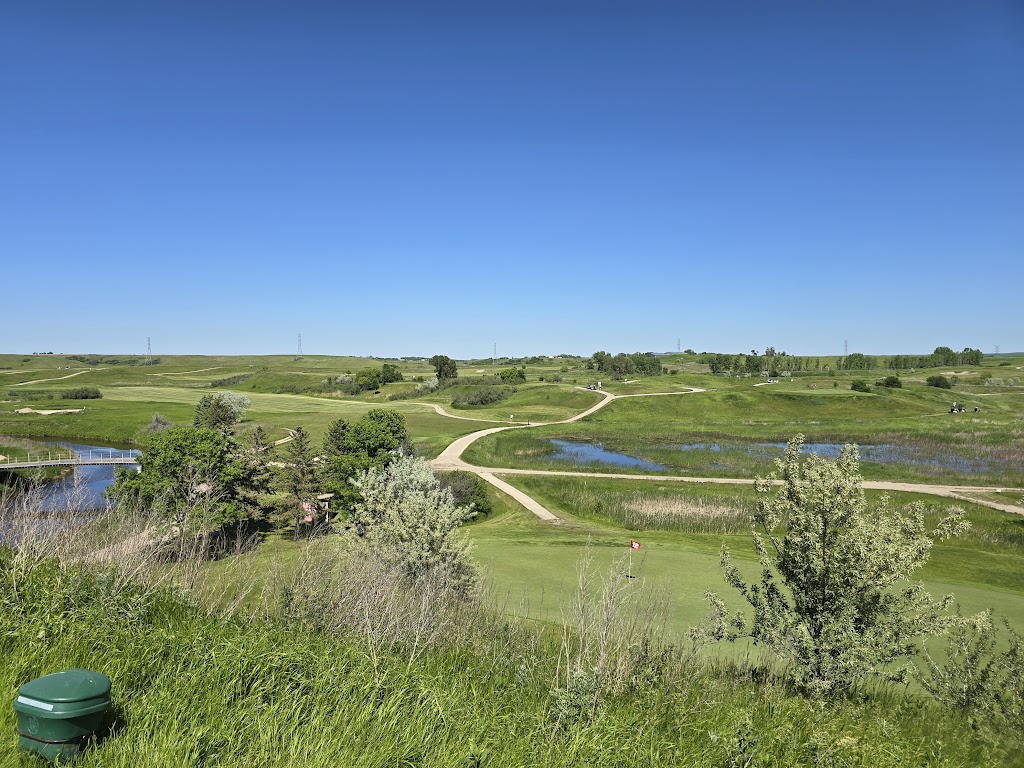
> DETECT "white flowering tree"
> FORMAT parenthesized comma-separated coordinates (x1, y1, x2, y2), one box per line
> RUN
(710, 436, 969, 696)
(350, 456, 477, 592)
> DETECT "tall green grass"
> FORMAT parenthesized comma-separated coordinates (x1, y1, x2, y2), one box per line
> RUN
(0, 545, 1010, 767)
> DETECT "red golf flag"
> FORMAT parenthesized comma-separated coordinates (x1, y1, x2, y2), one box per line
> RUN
(630, 540, 641, 550)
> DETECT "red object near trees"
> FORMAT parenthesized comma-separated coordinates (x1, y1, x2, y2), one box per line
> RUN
(630, 540, 640, 550)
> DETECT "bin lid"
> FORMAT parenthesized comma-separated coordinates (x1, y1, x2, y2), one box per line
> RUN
(19, 669, 111, 704)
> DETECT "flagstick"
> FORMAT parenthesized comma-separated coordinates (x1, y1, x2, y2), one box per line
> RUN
(627, 547, 633, 579)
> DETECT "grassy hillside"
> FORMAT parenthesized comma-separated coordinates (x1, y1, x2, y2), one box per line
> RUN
(0, 544, 1008, 767)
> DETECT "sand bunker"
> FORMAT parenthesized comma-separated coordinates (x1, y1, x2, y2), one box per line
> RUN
(15, 407, 84, 415)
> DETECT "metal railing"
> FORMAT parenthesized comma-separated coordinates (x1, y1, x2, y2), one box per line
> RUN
(0, 448, 140, 469)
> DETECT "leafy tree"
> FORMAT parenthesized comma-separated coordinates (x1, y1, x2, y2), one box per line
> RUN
(194, 392, 251, 433)
(879, 375, 902, 388)
(498, 366, 527, 384)
(933, 346, 958, 367)
(840, 353, 873, 370)
(926, 375, 953, 389)
(109, 427, 249, 546)
(959, 347, 983, 366)
(321, 409, 410, 512)
(354, 368, 383, 391)
(379, 363, 404, 383)
(350, 456, 477, 591)
(850, 380, 871, 393)
(346, 409, 409, 458)
(429, 354, 458, 380)
(708, 436, 968, 696)
(706, 354, 733, 374)
(629, 352, 662, 376)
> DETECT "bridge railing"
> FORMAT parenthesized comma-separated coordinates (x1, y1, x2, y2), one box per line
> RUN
(0, 448, 75, 465)
(0, 448, 140, 466)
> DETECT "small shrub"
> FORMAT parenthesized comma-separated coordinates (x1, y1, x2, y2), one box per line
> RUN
(437, 471, 493, 516)
(876, 375, 902, 389)
(146, 413, 172, 433)
(926, 375, 952, 389)
(209, 373, 255, 387)
(850, 380, 871, 393)
(61, 387, 102, 400)
(451, 387, 513, 407)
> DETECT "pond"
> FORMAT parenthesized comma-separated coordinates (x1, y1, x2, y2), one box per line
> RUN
(547, 439, 999, 475)
(549, 440, 666, 471)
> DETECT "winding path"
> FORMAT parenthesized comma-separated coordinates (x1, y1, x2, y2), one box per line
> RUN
(430, 387, 709, 521)
(425, 385, 1023, 523)
(11, 369, 101, 386)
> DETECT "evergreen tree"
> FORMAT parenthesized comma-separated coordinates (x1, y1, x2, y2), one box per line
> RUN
(283, 426, 319, 538)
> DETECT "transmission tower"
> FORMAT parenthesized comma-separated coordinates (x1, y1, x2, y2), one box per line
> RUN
(296, 333, 303, 360)
(995, 345, 1000, 355)
(677, 338, 681, 353)
(844, 339, 848, 357)
(492, 342, 496, 367)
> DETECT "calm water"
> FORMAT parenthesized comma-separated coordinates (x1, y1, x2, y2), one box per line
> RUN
(549, 440, 666, 471)
(548, 439, 997, 474)
(36, 440, 140, 512)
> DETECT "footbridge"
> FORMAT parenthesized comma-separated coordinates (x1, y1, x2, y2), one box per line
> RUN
(0, 449, 139, 471)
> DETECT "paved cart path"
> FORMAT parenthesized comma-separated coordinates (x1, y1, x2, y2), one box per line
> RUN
(424, 385, 1023, 523)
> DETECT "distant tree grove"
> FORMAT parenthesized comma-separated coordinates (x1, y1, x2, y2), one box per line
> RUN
(696, 346, 984, 375)
(587, 351, 662, 378)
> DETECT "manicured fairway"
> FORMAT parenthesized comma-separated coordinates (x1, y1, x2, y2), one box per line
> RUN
(466, 478, 1024, 640)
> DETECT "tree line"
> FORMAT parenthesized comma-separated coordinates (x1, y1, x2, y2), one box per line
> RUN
(587, 351, 662, 377)
(699, 345, 984, 375)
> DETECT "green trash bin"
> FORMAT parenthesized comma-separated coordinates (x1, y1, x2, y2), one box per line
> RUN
(14, 669, 111, 762)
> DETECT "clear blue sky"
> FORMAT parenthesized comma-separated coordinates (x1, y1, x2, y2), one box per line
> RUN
(2, 1, 1021, 359)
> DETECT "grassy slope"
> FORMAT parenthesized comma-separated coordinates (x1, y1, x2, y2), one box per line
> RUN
(0, 556, 995, 767)
(1, 383, 484, 458)
(419, 383, 603, 423)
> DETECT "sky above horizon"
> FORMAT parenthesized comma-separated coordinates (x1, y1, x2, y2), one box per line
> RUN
(2, 1, 1022, 359)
